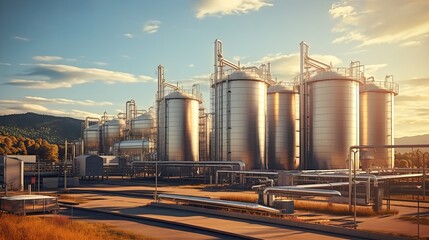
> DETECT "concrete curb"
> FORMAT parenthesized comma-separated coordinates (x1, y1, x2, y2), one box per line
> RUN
(150, 202, 411, 240)
(59, 203, 260, 240)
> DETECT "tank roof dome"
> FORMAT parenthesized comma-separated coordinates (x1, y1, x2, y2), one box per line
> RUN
(310, 71, 350, 82)
(165, 91, 199, 100)
(226, 70, 264, 81)
(267, 84, 296, 93)
(133, 112, 154, 120)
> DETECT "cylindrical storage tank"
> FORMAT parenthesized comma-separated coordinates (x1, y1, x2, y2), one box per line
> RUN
(83, 124, 100, 154)
(101, 118, 125, 155)
(113, 139, 155, 161)
(130, 111, 156, 140)
(158, 91, 200, 161)
(308, 71, 361, 169)
(267, 84, 299, 170)
(214, 69, 268, 170)
(360, 79, 398, 168)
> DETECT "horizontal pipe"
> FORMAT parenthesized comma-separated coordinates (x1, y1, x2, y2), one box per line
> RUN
(284, 182, 359, 189)
(215, 170, 278, 185)
(216, 170, 278, 175)
(131, 161, 245, 169)
(374, 173, 422, 180)
(299, 169, 349, 174)
(244, 176, 274, 187)
(295, 172, 422, 188)
(350, 144, 429, 150)
(133, 163, 233, 170)
(264, 187, 342, 197)
(262, 187, 342, 206)
(158, 193, 279, 213)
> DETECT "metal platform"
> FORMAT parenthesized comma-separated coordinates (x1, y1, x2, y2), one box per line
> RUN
(0, 195, 58, 215)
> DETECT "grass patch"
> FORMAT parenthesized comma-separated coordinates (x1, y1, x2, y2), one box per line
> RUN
(0, 214, 156, 240)
(400, 215, 429, 225)
(192, 193, 400, 217)
(179, 184, 207, 189)
(56, 194, 88, 204)
(295, 200, 399, 217)
(390, 194, 429, 201)
(219, 194, 258, 203)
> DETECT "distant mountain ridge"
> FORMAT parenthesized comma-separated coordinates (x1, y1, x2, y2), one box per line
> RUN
(0, 112, 83, 144)
(395, 134, 429, 153)
(395, 134, 429, 144)
(0, 112, 427, 149)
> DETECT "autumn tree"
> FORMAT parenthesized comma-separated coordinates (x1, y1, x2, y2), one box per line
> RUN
(0, 135, 60, 163)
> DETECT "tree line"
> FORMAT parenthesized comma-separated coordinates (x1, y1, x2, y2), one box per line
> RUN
(0, 135, 62, 162)
(395, 149, 429, 168)
(1, 133, 428, 167)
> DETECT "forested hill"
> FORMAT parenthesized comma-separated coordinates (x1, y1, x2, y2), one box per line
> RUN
(0, 112, 83, 144)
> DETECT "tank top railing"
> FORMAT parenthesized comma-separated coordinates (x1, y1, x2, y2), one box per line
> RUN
(157, 89, 203, 102)
(361, 81, 399, 94)
(213, 67, 273, 84)
(292, 67, 365, 87)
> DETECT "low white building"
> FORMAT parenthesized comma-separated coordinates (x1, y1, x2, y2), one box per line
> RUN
(0, 155, 25, 191)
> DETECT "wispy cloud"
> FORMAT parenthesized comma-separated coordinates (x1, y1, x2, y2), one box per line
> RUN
(14, 35, 29, 41)
(0, 98, 106, 119)
(33, 55, 63, 62)
(124, 33, 134, 38)
(24, 96, 113, 106)
(399, 77, 429, 88)
(0, 102, 66, 116)
(68, 109, 100, 119)
(250, 52, 342, 80)
(143, 20, 161, 34)
(400, 41, 421, 47)
(365, 64, 388, 75)
(180, 73, 211, 85)
(396, 94, 429, 103)
(330, 0, 429, 46)
(0, 103, 100, 119)
(0, 62, 12, 66)
(195, 0, 272, 19)
(21, 104, 65, 115)
(94, 61, 108, 66)
(394, 77, 429, 137)
(233, 56, 248, 62)
(188, 64, 195, 68)
(138, 75, 155, 82)
(5, 64, 155, 89)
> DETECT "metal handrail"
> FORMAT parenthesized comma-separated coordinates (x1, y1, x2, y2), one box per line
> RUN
(360, 80, 399, 94)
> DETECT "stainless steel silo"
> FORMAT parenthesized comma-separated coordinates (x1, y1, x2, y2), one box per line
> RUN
(308, 70, 361, 169)
(101, 118, 125, 155)
(130, 110, 156, 140)
(213, 69, 269, 170)
(360, 77, 398, 168)
(267, 84, 299, 170)
(158, 91, 200, 161)
(113, 139, 155, 161)
(83, 124, 100, 154)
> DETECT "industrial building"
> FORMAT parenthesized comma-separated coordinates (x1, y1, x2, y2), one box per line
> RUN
(79, 39, 401, 174)
(5, 39, 429, 224)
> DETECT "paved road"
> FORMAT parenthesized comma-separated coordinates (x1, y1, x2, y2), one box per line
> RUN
(71, 181, 428, 238)
(64, 190, 359, 239)
(61, 207, 251, 240)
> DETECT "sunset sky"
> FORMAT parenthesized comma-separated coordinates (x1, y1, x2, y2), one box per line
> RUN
(0, 0, 428, 138)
